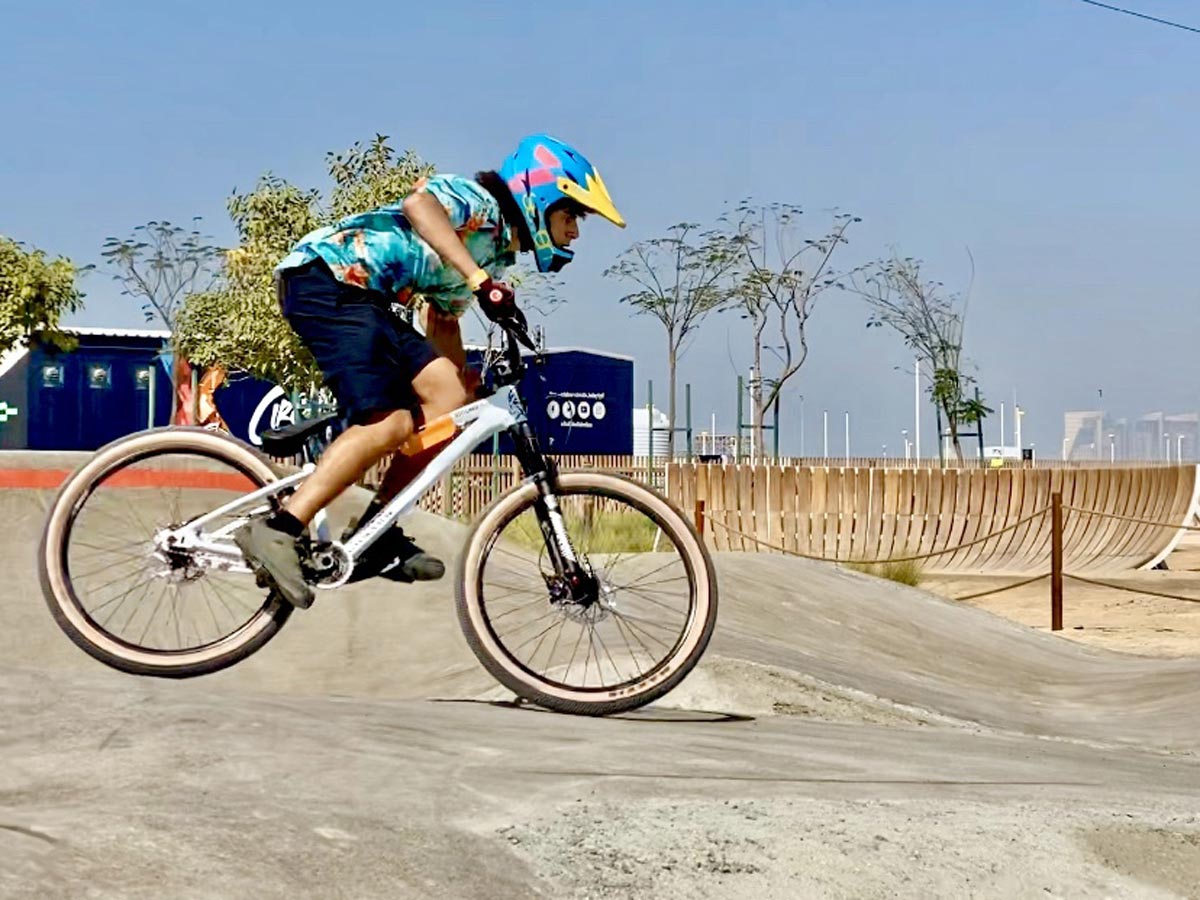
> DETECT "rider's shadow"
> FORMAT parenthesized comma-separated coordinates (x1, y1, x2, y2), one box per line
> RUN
(428, 697, 755, 724)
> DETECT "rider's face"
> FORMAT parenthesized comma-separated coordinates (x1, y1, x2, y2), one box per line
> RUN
(548, 207, 581, 249)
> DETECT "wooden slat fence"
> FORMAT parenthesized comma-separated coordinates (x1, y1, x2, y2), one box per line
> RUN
(667, 463, 1200, 575)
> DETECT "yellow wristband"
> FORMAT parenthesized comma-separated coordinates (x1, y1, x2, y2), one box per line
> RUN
(465, 268, 489, 292)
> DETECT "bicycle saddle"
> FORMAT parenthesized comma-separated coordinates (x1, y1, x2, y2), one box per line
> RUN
(259, 412, 341, 457)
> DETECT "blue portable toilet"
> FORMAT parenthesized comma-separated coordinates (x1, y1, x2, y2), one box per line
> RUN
(0, 327, 174, 451)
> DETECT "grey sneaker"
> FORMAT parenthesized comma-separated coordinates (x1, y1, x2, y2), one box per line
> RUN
(343, 521, 446, 584)
(233, 519, 315, 609)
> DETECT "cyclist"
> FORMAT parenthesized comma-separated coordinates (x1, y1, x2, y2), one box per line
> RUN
(234, 134, 625, 609)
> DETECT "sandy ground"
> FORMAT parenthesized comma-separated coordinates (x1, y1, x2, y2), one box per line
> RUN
(4, 456, 1200, 899)
(925, 532, 1200, 659)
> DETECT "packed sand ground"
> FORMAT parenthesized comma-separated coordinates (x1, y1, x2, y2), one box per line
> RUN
(3, 461, 1200, 898)
(925, 532, 1200, 658)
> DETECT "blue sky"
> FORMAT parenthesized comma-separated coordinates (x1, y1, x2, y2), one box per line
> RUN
(2, 0, 1198, 457)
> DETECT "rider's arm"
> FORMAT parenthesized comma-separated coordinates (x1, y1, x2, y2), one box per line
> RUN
(402, 191, 489, 288)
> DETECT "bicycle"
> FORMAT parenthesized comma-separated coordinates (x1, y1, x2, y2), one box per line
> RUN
(38, 318, 718, 715)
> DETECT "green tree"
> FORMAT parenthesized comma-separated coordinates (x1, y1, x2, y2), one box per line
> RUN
(725, 202, 861, 458)
(100, 219, 222, 329)
(0, 236, 89, 356)
(852, 254, 985, 463)
(604, 223, 740, 457)
(175, 135, 433, 393)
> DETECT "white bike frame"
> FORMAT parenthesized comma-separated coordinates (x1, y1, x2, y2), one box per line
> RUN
(164, 389, 523, 577)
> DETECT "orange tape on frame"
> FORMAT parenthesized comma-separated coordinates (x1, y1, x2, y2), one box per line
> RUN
(399, 414, 458, 456)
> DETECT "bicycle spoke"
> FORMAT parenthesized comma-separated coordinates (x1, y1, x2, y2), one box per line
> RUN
(613, 584, 689, 616)
(617, 556, 685, 588)
(564, 619, 587, 682)
(482, 585, 547, 604)
(619, 574, 691, 590)
(70, 555, 145, 582)
(95, 572, 158, 627)
(137, 581, 170, 646)
(611, 610, 673, 651)
(611, 611, 657, 672)
(610, 610, 683, 635)
(507, 614, 569, 655)
(486, 596, 550, 622)
(592, 624, 625, 684)
(525, 614, 560, 671)
(82, 565, 159, 603)
(497, 606, 562, 643)
(539, 614, 569, 675)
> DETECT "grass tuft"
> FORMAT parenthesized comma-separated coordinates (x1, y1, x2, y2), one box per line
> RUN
(845, 558, 923, 587)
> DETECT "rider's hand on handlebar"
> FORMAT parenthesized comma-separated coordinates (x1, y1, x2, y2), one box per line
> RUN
(474, 277, 517, 324)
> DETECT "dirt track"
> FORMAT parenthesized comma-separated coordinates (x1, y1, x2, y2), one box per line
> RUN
(3, 462, 1200, 898)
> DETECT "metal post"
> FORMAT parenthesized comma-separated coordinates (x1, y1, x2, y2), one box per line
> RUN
(799, 395, 805, 458)
(190, 365, 200, 426)
(914, 357, 921, 460)
(646, 379, 654, 484)
(147, 362, 157, 429)
(975, 386, 985, 461)
(1051, 491, 1063, 631)
(773, 396, 780, 459)
(685, 382, 693, 461)
(736, 375, 744, 463)
(491, 432, 500, 499)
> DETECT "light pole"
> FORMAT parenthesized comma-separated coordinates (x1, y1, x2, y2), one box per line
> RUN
(1109, 433, 1115, 463)
(1179, 434, 1186, 463)
(914, 357, 921, 460)
(799, 394, 805, 458)
(902, 429, 910, 462)
(1015, 405, 1024, 453)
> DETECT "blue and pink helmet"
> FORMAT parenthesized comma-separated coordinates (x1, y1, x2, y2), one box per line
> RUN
(499, 134, 626, 272)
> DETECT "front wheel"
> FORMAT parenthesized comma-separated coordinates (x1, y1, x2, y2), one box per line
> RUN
(456, 472, 718, 716)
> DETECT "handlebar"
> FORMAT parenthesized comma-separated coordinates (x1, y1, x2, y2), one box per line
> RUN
(475, 313, 537, 398)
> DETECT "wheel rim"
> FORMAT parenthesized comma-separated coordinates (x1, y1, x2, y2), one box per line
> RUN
(60, 448, 279, 657)
(475, 485, 698, 694)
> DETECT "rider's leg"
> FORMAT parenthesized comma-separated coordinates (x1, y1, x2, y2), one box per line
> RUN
(284, 357, 466, 524)
(235, 258, 465, 606)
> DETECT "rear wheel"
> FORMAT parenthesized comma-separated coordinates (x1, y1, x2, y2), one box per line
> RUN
(38, 428, 292, 677)
(457, 472, 718, 715)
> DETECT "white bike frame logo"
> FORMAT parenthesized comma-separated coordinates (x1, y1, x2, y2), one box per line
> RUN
(246, 386, 335, 446)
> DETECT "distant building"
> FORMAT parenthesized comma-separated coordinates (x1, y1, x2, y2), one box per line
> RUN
(1064, 409, 1198, 462)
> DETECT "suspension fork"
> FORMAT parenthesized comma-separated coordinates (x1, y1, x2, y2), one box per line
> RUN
(509, 423, 594, 598)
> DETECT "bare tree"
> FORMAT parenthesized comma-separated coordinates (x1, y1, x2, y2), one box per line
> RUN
(851, 254, 989, 463)
(102, 219, 223, 330)
(604, 223, 739, 456)
(726, 202, 861, 456)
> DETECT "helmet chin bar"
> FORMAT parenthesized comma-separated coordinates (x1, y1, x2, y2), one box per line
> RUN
(546, 247, 573, 272)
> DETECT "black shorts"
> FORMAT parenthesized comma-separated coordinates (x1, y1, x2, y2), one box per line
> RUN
(278, 258, 439, 424)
